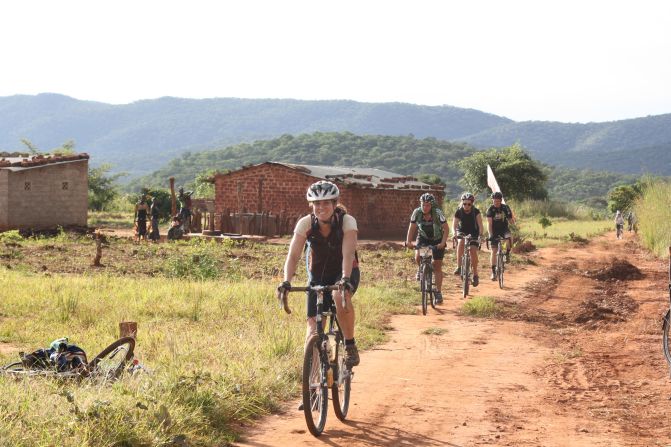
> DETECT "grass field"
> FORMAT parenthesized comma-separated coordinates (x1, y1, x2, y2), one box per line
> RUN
(517, 217, 612, 248)
(0, 211, 611, 445)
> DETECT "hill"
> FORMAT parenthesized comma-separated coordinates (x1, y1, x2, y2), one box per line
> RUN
(0, 94, 509, 178)
(1, 93, 669, 179)
(136, 132, 636, 202)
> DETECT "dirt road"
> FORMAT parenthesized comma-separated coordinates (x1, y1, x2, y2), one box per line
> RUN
(236, 231, 671, 446)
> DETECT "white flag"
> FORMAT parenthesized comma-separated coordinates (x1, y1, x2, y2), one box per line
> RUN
(486, 165, 506, 204)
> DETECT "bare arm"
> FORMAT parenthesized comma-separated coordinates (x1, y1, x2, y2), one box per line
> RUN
(477, 213, 484, 239)
(438, 222, 449, 249)
(487, 216, 494, 237)
(283, 233, 307, 282)
(405, 222, 418, 247)
(341, 230, 357, 278)
(452, 217, 459, 237)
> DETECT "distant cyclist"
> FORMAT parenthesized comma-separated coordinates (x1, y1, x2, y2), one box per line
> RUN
(277, 180, 360, 369)
(406, 193, 449, 304)
(614, 210, 625, 237)
(452, 192, 484, 287)
(486, 191, 516, 281)
(626, 211, 634, 232)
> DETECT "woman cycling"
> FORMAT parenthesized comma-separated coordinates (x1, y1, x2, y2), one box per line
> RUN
(277, 180, 361, 368)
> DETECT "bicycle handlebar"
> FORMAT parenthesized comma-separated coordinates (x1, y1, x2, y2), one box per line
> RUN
(279, 285, 342, 315)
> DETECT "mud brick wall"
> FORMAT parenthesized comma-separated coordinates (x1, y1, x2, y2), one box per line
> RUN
(0, 160, 88, 230)
(213, 163, 444, 239)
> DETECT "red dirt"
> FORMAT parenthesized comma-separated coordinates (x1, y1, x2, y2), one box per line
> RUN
(235, 231, 671, 446)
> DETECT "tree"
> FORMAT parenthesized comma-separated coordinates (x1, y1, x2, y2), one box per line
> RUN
(456, 143, 548, 201)
(88, 164, 125, 211)
(607, 182, 642, 213)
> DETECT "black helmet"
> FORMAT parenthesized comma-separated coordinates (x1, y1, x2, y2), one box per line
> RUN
(491, 191, 503, 200)
(460, 192, 475, 202)
(420, 193, 435, 204)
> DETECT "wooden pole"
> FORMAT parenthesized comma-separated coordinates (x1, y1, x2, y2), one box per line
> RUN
(169, 177, 177, 216)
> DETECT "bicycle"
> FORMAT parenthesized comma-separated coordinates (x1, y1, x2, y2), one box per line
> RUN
(1, 337, 136, 381)
(280, 284, 352, 437)
(660, 248, 671, 369)
(487, 236, 508, 289)
(416, 244, 436, 315)
(616, 224, 623, 240)
(454, 234, 478, 298)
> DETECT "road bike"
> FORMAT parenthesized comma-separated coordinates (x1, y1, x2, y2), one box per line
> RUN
(416, 245, 436, 315)
(2, 337, 136, 381)
(616, 224, 624, 240)
(280, 284, 352, 437)
(660, 248, 671, 369)
(487, 236, 508, 289)
(454, 235, 478, 298)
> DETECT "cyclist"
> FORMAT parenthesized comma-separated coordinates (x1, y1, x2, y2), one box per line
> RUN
(626, 211, 634, 232)
(615, 210, 625, 237)
(486, 191, 516, 281)
(405, 193, 449, 304)
(277, 180, 360, 369)
(452, 192, 484, 287)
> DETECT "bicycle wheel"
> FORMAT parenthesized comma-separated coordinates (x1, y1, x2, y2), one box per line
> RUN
(89, 337, 135, 380)
(420, 264, 428, 315)
(427, 267, 436, 309)
(663, 310, 671, 367)
(497, 252, 505, 289)
(302, 334, 328, 436)
(331, 335, 351, 421)
(462, 255, 470, 298)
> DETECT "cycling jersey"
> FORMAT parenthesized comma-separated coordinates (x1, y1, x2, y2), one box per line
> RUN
(486, 204, 513, 235)
(410, 207, 447, 241)
(454, 206, 481, 238)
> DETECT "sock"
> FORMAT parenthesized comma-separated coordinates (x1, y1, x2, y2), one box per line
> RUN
(345, 338, 355, 346)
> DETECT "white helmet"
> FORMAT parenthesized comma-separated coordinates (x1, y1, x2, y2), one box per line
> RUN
(306, 181, 340, 202)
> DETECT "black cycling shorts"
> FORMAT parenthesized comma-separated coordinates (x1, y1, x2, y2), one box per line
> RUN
(456, 231, 480, 247)
(490, 231, 512, 247)
(306, 268, 360, 318)
(416, 236, 445, 260)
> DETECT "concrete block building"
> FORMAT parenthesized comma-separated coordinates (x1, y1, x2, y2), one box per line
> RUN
(0, 153, 89, 231)
(212, 162, 445, 239)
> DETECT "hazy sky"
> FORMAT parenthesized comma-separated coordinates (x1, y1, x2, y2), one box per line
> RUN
(1, 0, 669, 123)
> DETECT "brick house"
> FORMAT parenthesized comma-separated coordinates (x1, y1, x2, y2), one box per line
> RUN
(212, 162, 445, 239)
(0, 153, 89, 231)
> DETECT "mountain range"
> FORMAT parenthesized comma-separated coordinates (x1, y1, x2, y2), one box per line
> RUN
(1, 93, 669, 180)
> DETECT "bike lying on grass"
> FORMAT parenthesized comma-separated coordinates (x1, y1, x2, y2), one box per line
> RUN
(279, 284, 352, 437)
(1, 337, 136, 381)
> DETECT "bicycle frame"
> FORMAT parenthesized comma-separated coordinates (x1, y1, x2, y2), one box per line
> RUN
(416, 245, 435, 314)
(281, 284, 352, 436)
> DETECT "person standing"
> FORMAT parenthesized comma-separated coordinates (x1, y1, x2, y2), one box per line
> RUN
(134, 195, 149, 242)
(149, 197, 161, 242)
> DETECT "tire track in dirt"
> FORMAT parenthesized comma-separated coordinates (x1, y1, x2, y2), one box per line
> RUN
(236, 232, 671, 446)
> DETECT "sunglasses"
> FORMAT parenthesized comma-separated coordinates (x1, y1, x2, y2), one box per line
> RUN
(462, 202, 473, 206)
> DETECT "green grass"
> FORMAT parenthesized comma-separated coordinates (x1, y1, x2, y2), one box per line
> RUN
(422, 327, 447, 336)
(88, 211, 135, 229)
(461, 296, 500, 317)
(517, 217, 611, 248)
(0, 258, 416, 446)
(634, 179, 671, 258)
